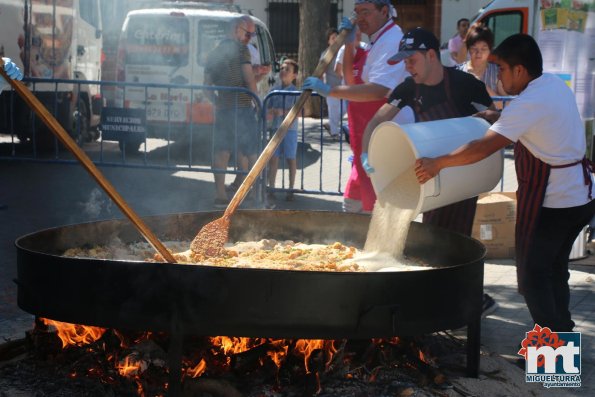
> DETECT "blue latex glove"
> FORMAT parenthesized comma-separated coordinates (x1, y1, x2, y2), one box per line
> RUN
(2, 57, 23, 81)
(339, 17, 355, 44)
(302, 77, 331, 97)
(361, 153, 375, 174)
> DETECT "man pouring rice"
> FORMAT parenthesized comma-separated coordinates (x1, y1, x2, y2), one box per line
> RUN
(415, 34, 595, 332)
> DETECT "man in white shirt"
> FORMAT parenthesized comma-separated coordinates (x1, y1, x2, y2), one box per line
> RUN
(302, 0, 413, 213)
(415, 34, 595, 332)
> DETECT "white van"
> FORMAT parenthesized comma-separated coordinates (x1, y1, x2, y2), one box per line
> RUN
(114, 4, 277, 150)
(0, 0, 103, 147)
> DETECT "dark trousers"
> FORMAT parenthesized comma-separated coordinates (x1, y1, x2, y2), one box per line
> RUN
(422, 196, 478, 236)
(520, 199, 595, 332)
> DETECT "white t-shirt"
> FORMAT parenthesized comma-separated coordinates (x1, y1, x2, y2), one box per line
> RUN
(362, 21, 414, 125)
(248, 43, 260, 65)
(491, 73, 591, 208)
(448, 35, 464, 61)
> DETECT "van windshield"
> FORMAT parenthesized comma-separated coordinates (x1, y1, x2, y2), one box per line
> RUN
(196, 20, 229, 66)
(125, 16, 189, 66)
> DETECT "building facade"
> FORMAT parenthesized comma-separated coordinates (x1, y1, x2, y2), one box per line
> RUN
(235, 0, 487, 52)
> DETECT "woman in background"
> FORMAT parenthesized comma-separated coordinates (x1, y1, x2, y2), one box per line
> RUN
(457, 23, 507, 97)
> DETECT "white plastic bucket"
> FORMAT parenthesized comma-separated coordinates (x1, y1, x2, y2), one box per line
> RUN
(368, 117, 503, 217)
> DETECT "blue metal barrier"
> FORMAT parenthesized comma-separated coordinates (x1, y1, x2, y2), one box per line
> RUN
(262, 90, 348, 199)
(0, 77, 262, 176)
(0, 77, 516, 203)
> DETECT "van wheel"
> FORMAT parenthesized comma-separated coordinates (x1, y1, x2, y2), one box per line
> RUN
(118, 137, 144, 155)
(72, 98, 90, 145)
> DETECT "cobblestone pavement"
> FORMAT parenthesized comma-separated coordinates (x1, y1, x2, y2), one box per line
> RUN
(1, 123, 593, 396)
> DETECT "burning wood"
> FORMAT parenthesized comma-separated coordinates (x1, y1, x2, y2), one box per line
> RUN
(41, 318, 106, 348)
(0, 319, 479, 397)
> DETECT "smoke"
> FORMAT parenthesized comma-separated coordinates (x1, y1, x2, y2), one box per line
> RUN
(79, 188, 113, 219)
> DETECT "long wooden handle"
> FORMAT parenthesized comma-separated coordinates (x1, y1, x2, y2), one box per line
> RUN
(0, 59, 177, 263)
(224, 27, 351, 217)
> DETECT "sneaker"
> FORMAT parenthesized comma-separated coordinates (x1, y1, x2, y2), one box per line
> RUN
(481, 293, 499, 318)
(213, 198, 230, 208)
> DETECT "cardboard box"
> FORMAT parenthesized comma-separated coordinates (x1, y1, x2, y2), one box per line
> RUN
(472, 192, 517, 259)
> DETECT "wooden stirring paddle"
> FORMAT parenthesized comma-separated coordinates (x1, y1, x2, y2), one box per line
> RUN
(190, 24, 352, 256)
(0, 58, 177, 263)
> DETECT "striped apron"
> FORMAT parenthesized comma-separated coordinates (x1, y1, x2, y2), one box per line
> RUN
(415, 68, 478, 236)
(514, 141, 594, 292)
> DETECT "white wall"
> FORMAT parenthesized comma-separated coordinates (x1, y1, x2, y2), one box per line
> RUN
(440, 0, 485, 44)
(235, 0, 267, 23)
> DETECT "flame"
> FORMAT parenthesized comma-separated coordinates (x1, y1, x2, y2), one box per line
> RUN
(294, 339, 337, 373)
(186, 358, 207, 378)
(117, 354, 147, 377)
(267, 340, 289, 368)
(206, 337, 338, 374)
(41, 318, 106, 348)
(210, 336, 265, 355)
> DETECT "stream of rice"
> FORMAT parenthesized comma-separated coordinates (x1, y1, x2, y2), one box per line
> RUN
(349, 167, 421, 271)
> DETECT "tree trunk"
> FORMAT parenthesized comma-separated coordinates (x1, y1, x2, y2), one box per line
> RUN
(298, 0, 331, 118)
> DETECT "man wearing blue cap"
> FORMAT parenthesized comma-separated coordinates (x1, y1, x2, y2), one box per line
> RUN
(303, 0, 414, 214)
(360, 28, 498, 316)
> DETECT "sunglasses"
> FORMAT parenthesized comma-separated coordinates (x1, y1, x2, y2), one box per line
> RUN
(240, 27, 256, 38)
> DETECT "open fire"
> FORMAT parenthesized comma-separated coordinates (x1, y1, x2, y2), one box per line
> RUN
(3, 318, 456, 397)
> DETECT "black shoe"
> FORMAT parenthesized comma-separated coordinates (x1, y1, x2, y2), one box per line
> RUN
(482, 293, 499, 318)
(213, 198, 230, 208)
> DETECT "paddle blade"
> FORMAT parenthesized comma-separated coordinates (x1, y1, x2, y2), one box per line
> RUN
(190, 216, 230, 257)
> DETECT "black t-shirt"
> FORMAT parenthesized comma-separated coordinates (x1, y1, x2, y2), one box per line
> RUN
(388, 67, 493, 120)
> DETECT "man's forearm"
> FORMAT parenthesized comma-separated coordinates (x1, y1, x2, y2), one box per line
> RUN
(330, 82, 389, 102)
(438, 131, 511, 169)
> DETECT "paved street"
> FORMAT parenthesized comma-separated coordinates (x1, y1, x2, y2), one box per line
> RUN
(0, 118, 593, 396)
